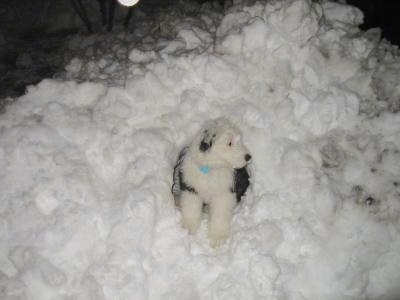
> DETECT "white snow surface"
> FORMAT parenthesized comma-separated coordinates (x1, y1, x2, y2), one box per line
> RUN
(2, 0, 400, 299)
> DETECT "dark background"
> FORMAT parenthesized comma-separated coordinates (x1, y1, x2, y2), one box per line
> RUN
(347, 0, 400, 45)
(0, 0, 399, 101)
(0, 0, 399, 45)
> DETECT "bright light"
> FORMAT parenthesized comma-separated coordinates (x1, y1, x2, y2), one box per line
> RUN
(117, 0, 139, 7)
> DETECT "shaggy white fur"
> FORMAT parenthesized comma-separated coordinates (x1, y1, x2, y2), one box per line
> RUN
(173, 118, 251, 247)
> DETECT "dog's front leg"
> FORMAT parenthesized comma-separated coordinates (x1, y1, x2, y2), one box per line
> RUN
(208, 193, 236, 247)
(180, 191, 203, 235)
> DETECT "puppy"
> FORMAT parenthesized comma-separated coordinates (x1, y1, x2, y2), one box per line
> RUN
(172, 118, 251, 246)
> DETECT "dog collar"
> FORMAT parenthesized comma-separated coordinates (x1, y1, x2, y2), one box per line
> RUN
(199, 165, 210, 174)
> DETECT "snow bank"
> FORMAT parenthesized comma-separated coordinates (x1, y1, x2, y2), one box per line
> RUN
(1, 0, 400, 299)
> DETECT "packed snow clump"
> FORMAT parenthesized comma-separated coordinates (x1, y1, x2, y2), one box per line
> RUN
(1, 0, 400, 299)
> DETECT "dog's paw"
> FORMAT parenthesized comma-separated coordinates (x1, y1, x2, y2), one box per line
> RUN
(208, 225, 230, 247)
(182, 218, 201, 235)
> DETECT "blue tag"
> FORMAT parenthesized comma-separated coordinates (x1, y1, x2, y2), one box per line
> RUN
(199, 165, 210, 174)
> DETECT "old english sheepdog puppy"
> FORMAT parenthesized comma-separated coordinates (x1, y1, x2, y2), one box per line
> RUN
(172, 118, 251, 246)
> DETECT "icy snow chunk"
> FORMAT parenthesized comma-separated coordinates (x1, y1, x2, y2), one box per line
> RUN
(33, 188, 60, 215)
(177, 27, 213, 50)
(204, 56, 245, 96)
(216, 11, 251, 38)
(129, 49, 158, 64)
(372, 64, 400, 113)
(7, 248, 65, 294)
(54, 216, 103, 270)
(351, 37, 375, 60)
(98, 58, 109, 69)
(296, 91, 359, 136)
(249, 254, 280, 297)
(38, 258, 66, 287)
(379, 147, 400, 175)
(163, 281, 200, 300)
(367, 250, 400, 299)
(77, 275, 107, 300)
(242, 18, 268, 54)
(210, 274, 250, 300)
(112, 191, 156, 250)
(267, 0, 322, 44)
(87, 61, 100, 79)
(290, 90, 310, 117)
(125, 69, 175, 106)
(159, 40, 187, 54)
(177, 29, 203, 50)
(70, 81, 107, 107)
(322, 1, 364, 27)
(0, 273, 25, 297)
(9, 247, 36, 272)
(313, 185, 340, 221)
(233, 221, 284, 257)
(216, 12, 269, 55)
(216, 32, 243, 55)
(65, 57, 83, 74)
(179, 88, 207, 114)
(319, 49, 362, 84)
(363, 28, 382, 44)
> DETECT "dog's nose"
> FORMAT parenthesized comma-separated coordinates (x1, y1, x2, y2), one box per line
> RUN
(245, 154, 252, 162)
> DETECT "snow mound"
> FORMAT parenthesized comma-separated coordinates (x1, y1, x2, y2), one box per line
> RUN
(1, 0, 400, 299)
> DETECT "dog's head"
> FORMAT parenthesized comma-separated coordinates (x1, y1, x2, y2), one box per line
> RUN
(195, 118, 251, 169)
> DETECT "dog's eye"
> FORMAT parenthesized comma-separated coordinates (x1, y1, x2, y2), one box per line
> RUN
(228, 141, 232, 147)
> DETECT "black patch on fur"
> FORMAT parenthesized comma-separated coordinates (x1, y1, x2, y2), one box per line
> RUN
(200, 140, 211, 152)
(232, 166, 250, 203)
(181, 180, 197, 194)
(199, 130, 216, 152)
(172, 147, 197, 201)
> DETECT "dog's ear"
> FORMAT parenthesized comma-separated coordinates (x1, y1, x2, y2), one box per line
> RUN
(199, 130, 216, 152)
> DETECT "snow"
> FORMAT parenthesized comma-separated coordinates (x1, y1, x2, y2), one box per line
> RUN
(1, 0, 400, 299)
